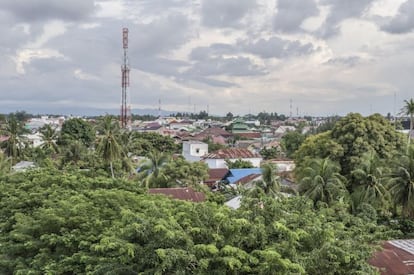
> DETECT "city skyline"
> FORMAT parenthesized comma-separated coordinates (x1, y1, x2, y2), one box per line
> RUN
(1, 0, 414, 116)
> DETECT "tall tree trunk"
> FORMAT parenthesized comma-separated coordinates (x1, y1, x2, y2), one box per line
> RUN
(110, 161, 114, 178)
(409, 114, 413, 147)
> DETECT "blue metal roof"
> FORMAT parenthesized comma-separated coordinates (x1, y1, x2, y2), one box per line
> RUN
(227, 168, 262, 184)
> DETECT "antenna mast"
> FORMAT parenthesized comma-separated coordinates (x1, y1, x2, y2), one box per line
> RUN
(120, 28, 131, 128)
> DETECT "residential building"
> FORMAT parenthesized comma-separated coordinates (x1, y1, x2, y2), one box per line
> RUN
(182, 141, 208, 162)
(202, 148, 262, 169)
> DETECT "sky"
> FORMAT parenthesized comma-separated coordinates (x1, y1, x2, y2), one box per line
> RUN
(1, 0, 414, 116)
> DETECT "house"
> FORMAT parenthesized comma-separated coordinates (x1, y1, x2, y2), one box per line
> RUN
(369, 239, 414, 274)
(12, 161, 36, 172)
(182, 141, 208, 162)
(148, 187, 205, 202)
(274, 125, 296, 135)
(268, 159, 295, 172)
(204, 168, 230, 187)
(225, 196, 242, 209)
(202, 148, 262, 169)
(192, 127, 233, 145)
(226, 168, 263, 185)
(231, 118, 250, 134)
(24, 132, 44, 147)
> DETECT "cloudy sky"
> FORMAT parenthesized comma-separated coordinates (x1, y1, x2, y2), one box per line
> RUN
(1, 0, 414, 116)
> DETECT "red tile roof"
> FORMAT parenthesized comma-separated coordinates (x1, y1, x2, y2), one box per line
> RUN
(369, 240, 414, 274)
(203, 148, 261, 159)
(148, 187, 205, 202)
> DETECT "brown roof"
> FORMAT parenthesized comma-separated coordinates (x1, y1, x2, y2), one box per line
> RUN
(234, 173, 261, 185)
(203, 148, 261, 159)
(148, 187, 205, 202)
(205, 168, 230, 184)
(369, 240, 414, 274)
(193, 127, 233, 141)
(235, 132, 262, 139)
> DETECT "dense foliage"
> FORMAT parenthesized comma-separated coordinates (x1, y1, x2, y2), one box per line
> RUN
(0, 169, 395, 274)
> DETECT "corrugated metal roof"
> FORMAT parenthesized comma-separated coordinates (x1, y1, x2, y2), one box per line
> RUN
(148, 187, 205, 202)
(233, 173, 262, 185)
(203, 148, 261, 159)
(369, 239, 414, 274)
(205, 168, 230, 184)
(227, 168, 263, 184)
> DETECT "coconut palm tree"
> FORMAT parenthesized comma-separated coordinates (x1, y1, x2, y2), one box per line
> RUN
(96, 116, 121, 178)
(350, 151, 390, 213)
(298, 158, 347, 206)
(0, 151, 11, 175)
(1, 115, 26, 164)
(40, 124, 59, 155)
(137, 150, 170, 188)
(401, 98, 414, 148)
(387, 146, 414, 218)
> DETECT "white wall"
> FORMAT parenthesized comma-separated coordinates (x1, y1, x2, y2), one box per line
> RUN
(204, 157, 262, 169)
(182, 141, 208, 162)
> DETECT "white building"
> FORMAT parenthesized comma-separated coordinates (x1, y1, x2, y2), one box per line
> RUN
(182, 141, 208, 162)
(202, 148, 262, 169)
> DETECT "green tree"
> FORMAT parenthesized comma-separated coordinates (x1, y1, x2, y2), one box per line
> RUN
(137, 151, 171, 187)
(61, 140, 87, 167)
(350, 151, 390, 213)
(39, 124, 59, 155)
(0, 168, 393, 274)
(96, 116, 122, 178)
(130, 132, 179, 156)
(59, 118, 95, 147)
(226, 158, 254, 168)
(0, 151, 11, 175)
(163, 157, 209, 187)
(250, 163, 280, 198)
(387, 146, 414, 218)
(0, 115, 27, 164)
(295, 113, 405, 179)
(401, 98, 414, 147)
(281, 130, 306, 158)
(331, 113, 404, 176)
(297, 158, 347, 206)
(260, 146, 282, 160)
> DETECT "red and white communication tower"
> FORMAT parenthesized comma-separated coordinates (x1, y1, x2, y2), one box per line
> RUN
(120, 27, 131, 128)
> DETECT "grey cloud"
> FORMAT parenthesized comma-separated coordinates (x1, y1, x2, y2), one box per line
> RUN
(130, 13, 193, 56)
(242, 37, 315, 59)
(274, 0, 319, 33)
(201, 0, 256, 28)
(318, 0, 375, 37)
(184, 76, 236, 88)
(190, 43, 236, 60)
(324, 56, 361, 67)
(0, 0, 96, 23)
(381, 0, 414, 34)
(187, 56, 265, 76)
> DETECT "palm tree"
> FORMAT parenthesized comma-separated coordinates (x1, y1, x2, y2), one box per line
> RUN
(137, 150, 170, 188)
(350, 151, 390, 212)
(387, 146, 414, 218)
(62, 140, 87, 167)
(96, 116, 121, 178)
(0, 151, 11, 175)
(255, 163, 281, 197)
(1, 116, 26, 164)
(401, 98, 414, 148)
(40, 124, 59, 155)
(298, 158, 347, 206)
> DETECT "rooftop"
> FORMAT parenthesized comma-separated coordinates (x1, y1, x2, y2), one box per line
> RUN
(203, 148, 261, 159)
(369, 239, 414, 274)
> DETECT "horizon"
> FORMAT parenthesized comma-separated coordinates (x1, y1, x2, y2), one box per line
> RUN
(1, 0, 414, 116)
